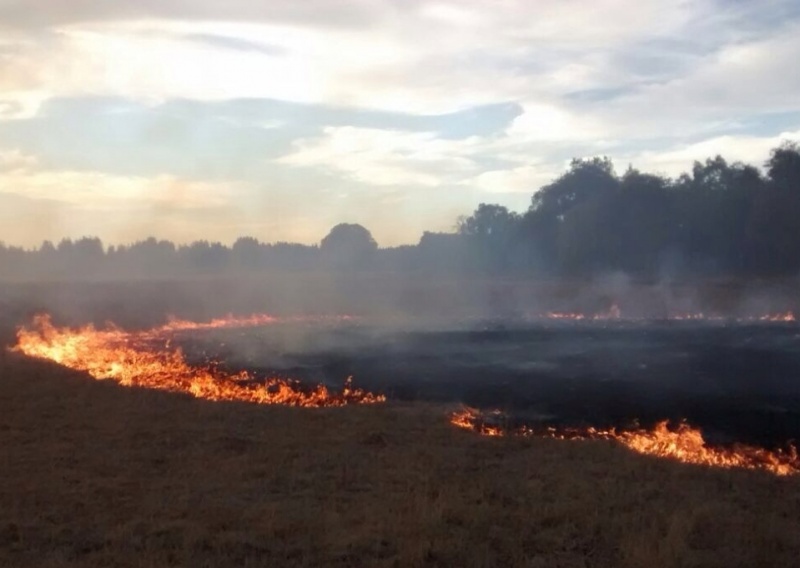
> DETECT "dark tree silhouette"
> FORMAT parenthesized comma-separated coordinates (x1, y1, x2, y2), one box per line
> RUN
(231, 237, 263, 271)
(531, 157, 618, 216)
(746, 142, 800, 274)
(457, 204, 520, 239)
(457, 204, 521, 270)
(320, 223, 378, 267)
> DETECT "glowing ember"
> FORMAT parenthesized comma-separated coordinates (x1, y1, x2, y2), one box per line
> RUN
(14, 314, 384, 407)
(544, 303, 621, 321)
(758, 312, 796, 322)
(450, 407, 800, 476)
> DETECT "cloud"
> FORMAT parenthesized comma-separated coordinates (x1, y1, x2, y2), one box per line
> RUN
(0, 155, 258, 247)
(624, 129, 800, 177)
(0, 0, 796, 124)
(0, 97, 521, 187)
(0, 1, 388, 30)
(0, 148, 37, 170)
(277, 126, 485, 187)
(0, 1, 714, 113)
(0, 157, 239, 210)
(572, 21, 800, 141)
(469, 165, 557, 195)
(177, 33, 287, 56)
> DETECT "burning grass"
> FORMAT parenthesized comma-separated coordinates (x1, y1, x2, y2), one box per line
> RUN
(450, 408, 800, 477)
(538, 304, 796, 322)
(11, 313, 800, 478)
(1, 351, 799, 567)
(14, 314, 384, 407)
(151, 313, 357, 334)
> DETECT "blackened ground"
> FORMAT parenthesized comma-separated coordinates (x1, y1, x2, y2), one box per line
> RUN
(173, 319, 800, 450)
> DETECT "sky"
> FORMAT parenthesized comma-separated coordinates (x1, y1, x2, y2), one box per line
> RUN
(1, 0, 800, 248)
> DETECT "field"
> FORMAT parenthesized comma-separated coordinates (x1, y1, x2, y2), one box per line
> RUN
(2, 348, 800, 567)
(3, 279, 800, 567)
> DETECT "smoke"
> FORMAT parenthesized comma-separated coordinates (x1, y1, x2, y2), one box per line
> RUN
(4, 264, 800, 460)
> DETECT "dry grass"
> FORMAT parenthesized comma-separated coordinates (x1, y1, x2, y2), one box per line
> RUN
(1, 350, 799, 568)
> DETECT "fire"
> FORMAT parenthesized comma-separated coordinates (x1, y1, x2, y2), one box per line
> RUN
(13, 314, 384, 407)
(12, 313, 800, 475)
(758, 312, 796, 322)
(538, 306, 796, 323)
(450, 407, 800, 476)
(544, 303, 621, 321)
(151, 313, 280, 334)
(668, 313, 722, 321)
(450, 407, 505, 436)
(149, 313, 357, 336)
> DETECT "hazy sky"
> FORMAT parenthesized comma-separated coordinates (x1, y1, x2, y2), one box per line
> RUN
(1, 0, 799, 247)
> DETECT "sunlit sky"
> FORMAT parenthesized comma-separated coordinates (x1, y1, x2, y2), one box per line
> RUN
(1, 0, 800, 248)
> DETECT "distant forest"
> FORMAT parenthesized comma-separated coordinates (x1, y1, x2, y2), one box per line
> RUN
(2, 141, 800, 281)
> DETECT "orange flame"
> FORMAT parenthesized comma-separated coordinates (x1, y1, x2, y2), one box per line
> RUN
(544, 303, 622, 321)
(758, 312, 796, 322)
(538, 307, 795, 323)
(151, 313, 280, 334)
(13, 314, 384, 407)
(148, 313, 357, 336)
(450, 407, 800, 476)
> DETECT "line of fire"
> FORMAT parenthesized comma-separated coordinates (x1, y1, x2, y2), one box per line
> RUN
(12, 310, 799, 477)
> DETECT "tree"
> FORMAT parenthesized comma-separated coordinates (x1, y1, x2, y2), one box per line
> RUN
(109, 238, 177, 276)
(530, 156, 618, 217)
(232, 237, 263, 271)
(457, 204, 519, 238)
(613, 168, 675, 274)
(673, 157, 762, 273)
(745, 142, 800, 274)
(518, 157, 620, 273)
(457, 204, 521, 270)
(180, 240, 230, 273)
(320, 223, 378, 267)
(766, 141, 800, 192)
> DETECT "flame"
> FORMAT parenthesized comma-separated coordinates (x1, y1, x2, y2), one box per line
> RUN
(449, 407, 505, 436)
(538, 307, 796, 323)
(149, 313, 357, 335)
(13, 314, 384, 407)
(450, 407, 800, 476)
(11, 313, 800, 474)
(544, 303, 621, 321)
(758, 312, 796, 322)
(152, 313, 280, 334)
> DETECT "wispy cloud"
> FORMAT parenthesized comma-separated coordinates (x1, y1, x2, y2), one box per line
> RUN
(278, 127, 484, 187)
(178, 33, 287, 56)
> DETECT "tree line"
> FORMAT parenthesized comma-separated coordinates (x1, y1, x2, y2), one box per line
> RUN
(1, 142, 799, 281)
(456, 141, 800, 277)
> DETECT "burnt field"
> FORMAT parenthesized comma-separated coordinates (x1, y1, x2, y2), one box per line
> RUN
(4, 301, 800, 565)
(175, 319, 800, 450)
